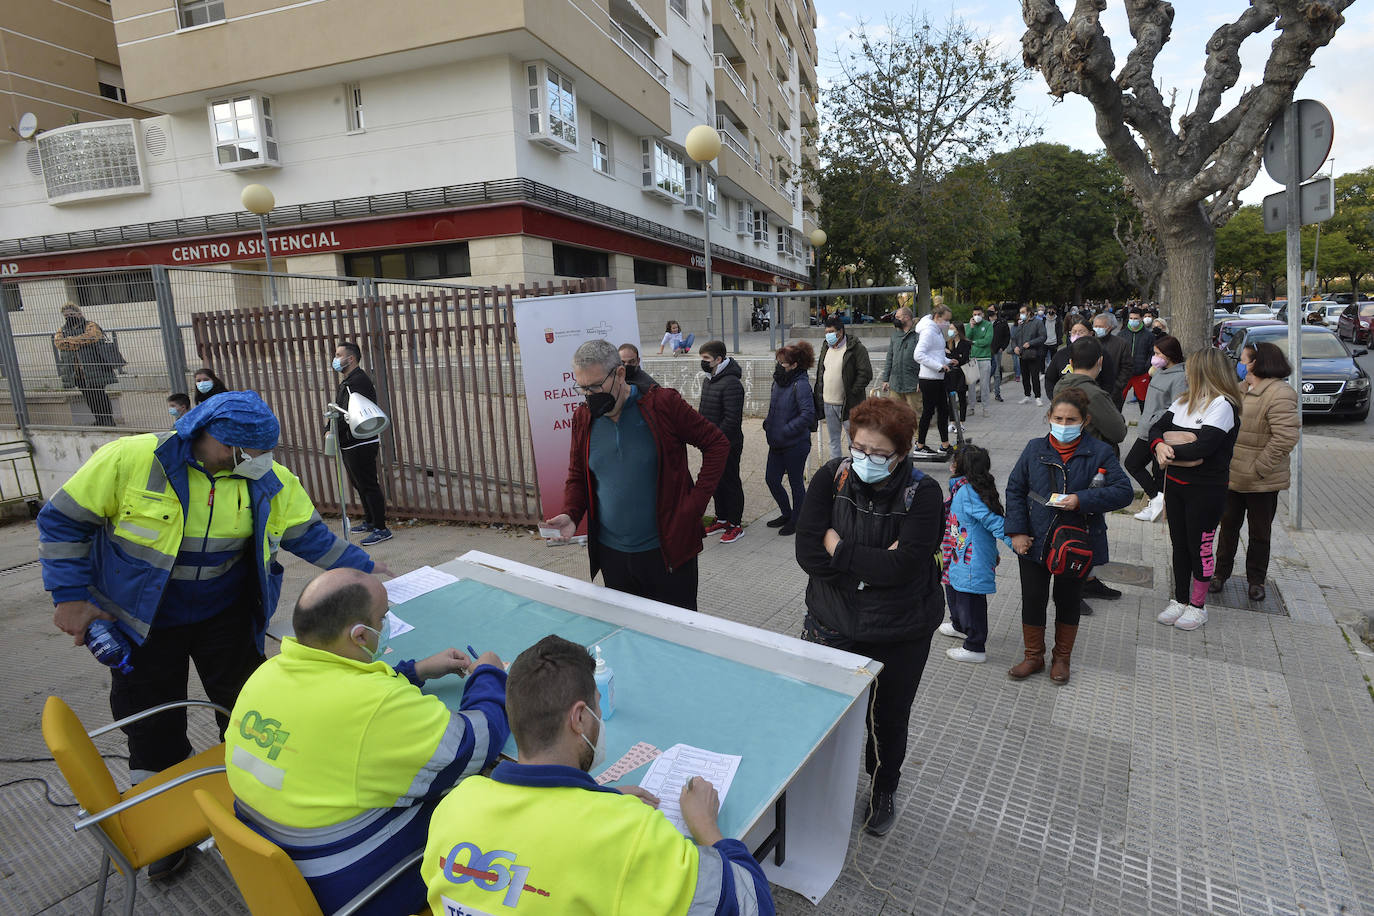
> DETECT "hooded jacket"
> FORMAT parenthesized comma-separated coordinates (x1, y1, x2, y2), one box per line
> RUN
(914, 315, 950, 381)
(762, 367, 815, 449)
(698, 357, 745, 445)
(1135, 362, 1187, 443)
(882, 325, 921, 392)
(1227, 376, 1300, 493)
(943, 476, 1013, 595)
(1054, 372, 1128, 446)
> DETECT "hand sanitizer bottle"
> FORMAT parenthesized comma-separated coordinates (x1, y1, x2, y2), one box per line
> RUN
(593, 645, 615, 720)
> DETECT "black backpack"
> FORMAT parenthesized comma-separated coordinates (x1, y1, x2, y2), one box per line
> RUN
(1042, 510, 1094, 578)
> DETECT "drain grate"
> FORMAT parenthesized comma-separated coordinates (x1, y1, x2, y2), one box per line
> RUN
(1094, 561, 1155, 589)
(1206, 577, 1288, 616)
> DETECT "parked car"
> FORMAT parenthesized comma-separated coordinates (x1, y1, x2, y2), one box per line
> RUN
(1318, 303, 1347, 327)
(1214, 307, 1240, 321)
(1334, 292, 1356, 305)
(1214, 317, 1283, 350)
(1271, 298, 1287, 314)
(1236, 303, 1274, 318)
(1225, 324, 1370, 421)
(1274, 300, 1327, 323)
(1336, 302, 1374, 344)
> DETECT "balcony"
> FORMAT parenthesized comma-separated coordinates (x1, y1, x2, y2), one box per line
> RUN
(610, 18, 668, 87)
(715, 117, 750, 162)
(714, 54, 747, 98)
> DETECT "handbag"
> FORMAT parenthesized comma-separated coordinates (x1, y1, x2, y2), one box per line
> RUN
(1030, 491, 1093, 578)
(93, 335, 127, 374)
(960, 361, 981, 387)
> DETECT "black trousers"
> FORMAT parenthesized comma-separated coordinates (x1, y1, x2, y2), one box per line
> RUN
(712, 439, 745, 525)
(1020, 357, 1044, 398)
(1124, 438, 1162, 498)
(81, 387, 115, 426)
(803, 616, 932, 793)
(598, 545, 699, 611)
(342, 443, 387, 529)
(1213, 489, 1279, 586)
(1164, 481, 1228, 605)
(1018, 556, 1084, 627)
(917, 377, 950, 446)
(110, 601, 264, 773)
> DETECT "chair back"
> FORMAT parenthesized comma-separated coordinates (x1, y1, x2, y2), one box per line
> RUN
(41, 695, 135, 856)
(193, 789, 324, 916)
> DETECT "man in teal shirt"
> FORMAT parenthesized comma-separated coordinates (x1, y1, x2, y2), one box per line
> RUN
(966, 306, 995, 417)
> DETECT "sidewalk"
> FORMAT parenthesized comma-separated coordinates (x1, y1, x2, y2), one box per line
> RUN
(1, 394, 1371, 915)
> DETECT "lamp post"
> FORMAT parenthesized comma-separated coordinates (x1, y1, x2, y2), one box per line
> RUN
(685, 125, 721, 342)
(240, 183, 278, 306)
(808, 228, 826, 319)
(864, 276, 874, 320)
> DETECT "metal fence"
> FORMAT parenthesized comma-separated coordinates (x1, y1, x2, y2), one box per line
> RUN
(191, 279, 611, 525)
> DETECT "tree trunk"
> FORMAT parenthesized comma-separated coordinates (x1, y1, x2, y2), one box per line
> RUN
(1157, 204, 1215, 353)
(915, 243, 932, 314)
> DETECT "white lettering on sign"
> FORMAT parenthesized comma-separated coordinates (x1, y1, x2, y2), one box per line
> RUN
(0, 263, 17, 276)
(171, 230, 342, 264)
(689, 254, 706, 268)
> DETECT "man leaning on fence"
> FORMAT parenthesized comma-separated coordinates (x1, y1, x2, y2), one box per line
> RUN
(544, 339, 729, 611)
(37, 391, 390, 880)
(331, 341, 391, 546)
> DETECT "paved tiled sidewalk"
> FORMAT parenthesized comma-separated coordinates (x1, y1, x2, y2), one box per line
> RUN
(1, 392, 1370, 915)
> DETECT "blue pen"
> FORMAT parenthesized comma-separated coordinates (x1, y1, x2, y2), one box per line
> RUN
(467, 645, 479, 662)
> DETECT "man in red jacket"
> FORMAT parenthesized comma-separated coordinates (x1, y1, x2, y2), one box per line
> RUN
(544, 339, 729, 610)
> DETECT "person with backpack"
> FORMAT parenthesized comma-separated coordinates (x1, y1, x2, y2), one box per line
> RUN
(794, 396, 944, 837)
(1005, 388, 1133, 684)
(938, 444, 1014, 664)
(762, 342, 816, 537)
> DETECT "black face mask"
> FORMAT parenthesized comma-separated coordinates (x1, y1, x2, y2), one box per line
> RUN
(891, 317, 904, 329)
(773, 364, 789, 384)
(701, 359, 714, 375)
(585, 392, 616, 418)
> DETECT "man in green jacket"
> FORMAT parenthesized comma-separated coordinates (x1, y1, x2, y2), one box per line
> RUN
(881, 307, 921, 416)
(966, 306, 995, 417)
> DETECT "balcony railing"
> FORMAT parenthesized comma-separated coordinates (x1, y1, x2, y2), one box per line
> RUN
(714, 54, 747, 98)
(609, 18, 668, 87)
(715, 117, 750, 161)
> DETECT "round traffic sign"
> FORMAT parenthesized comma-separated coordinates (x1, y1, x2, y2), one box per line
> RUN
(1263, 100, 1333, 185)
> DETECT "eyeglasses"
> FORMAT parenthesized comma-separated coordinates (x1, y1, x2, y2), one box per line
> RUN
(851, 445, 897, 462)
(576, 367, 620, 395)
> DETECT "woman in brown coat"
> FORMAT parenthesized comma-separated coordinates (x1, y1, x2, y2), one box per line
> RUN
(1211, 342, 1300, 601)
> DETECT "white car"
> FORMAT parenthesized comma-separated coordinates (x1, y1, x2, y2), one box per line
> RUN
(1320, 303, 1346, 327)
(1236, 303, 1273, 317)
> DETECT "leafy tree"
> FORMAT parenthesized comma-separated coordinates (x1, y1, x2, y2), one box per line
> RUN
(1021, 1, 1356, 352)
(1215, 206, 1285, 300)
(819, 12, 1030, 312)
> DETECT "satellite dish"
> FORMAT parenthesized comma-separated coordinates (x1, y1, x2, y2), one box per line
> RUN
(17, 112, 38, 140)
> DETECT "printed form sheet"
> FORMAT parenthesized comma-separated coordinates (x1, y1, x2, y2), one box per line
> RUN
(639, 744, 743, 836)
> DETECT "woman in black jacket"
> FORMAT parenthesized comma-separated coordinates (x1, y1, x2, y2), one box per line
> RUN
(193, 367, 230, 404)
(795, 396, 945, 837)
(945, 322, 971, 422)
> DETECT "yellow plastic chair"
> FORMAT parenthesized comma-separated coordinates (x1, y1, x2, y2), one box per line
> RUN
(41, 695, 233, 916)
(194, 790, 429, 916)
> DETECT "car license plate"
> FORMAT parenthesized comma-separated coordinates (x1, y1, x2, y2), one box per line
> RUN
(1301, 394, 1334, 406)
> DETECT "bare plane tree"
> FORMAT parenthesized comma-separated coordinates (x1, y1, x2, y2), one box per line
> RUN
(1021, 0, 1355, 351)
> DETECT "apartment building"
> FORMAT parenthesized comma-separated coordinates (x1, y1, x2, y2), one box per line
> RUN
(0, 0, 819, 330)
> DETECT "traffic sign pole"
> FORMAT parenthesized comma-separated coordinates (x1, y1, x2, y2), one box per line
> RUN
(1284, 101, 1304, 530)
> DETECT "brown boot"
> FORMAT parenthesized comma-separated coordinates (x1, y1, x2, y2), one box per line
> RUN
(1050, 623, 1078, 685)
(1008, 625, 1046, 679)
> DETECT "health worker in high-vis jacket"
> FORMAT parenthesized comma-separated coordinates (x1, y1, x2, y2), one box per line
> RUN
(423, 634, 774, 916)
(38, 391, 387, 876)
(227, 568, 509, 916)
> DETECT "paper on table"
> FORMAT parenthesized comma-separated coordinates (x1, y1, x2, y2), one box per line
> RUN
(383, 611, 413, 639)
(637, 743, 742, 836)
(383, 566, 460, 606)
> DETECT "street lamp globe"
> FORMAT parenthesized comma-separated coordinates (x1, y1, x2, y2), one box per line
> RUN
(684, 125, 722, 163)
(809, 228, 827, 248)
(240, 183, 275, 215)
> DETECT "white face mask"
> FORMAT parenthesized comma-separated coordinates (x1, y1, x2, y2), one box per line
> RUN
(580, 706, 606, 771)
(232, 447, 275, 480)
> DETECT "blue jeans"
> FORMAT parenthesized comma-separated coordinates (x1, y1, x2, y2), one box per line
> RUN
(823, 403, 849, 461)
(990, 351, 1004, 396)
(765, 441, 810, 521)
(673, 333, 696, 354)
(945, 585, 989, 653)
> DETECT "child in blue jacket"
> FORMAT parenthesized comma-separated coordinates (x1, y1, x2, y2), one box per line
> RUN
(939, 444, 1014, 663)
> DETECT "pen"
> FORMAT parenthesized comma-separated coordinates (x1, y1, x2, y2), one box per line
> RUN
(467, 645, 479, 662)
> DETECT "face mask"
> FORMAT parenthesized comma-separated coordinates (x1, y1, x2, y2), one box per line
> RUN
(1150, 354, 1167, 369)
(891, 317, 904, 329)
(353, 621, 390, 662)
(232, 447, 274, 480)
(196, 380, 214, 394)
(946, 328, 957, 339)
(585, 392, 616, 419)
(700, 359, 714, 374)
(332, 357, 346, 372)
(1128, 319, 1143, 331)
(168, 407, 180, 417)
(1070, 334, 1084, 343)
(971, 314, 983, 324)
(1019, 314, 1028, 323)
(1142, 317, 1153, 326)
(1050, 423, 1082, 443)
(773, 364, 789, 384)
(580, 707, 606, 771)
(1093, 327, 1108, 338)
(1236, 361, 1248, 380)
(850, 448, 895, 484)
(825, 332, 839, 347)
(1037, 310, 1045, 317)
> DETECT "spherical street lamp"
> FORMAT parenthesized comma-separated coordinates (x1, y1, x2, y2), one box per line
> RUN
(240, 184, 278, 306)
(808, 228, 826, 317)
(684, 125, 722, 338)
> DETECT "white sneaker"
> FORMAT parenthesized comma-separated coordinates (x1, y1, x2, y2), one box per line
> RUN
(1035, 397, 1043, 407)
(1144, 492, 1164, 521)
(946, 646, 987, 663)
(1019, 396, 1032, 404)
(938, 621, 968, 639)
(1174, 606, 1208, 631)
(1157, 600, 1187, 625)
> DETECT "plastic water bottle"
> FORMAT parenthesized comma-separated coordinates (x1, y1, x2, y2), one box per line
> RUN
(593, 645, 615, 720)
(1091, 467, 1106, 489)
(86, 619, 134, 674)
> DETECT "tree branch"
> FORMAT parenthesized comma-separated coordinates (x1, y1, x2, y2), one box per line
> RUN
(1116, 0, 1181, 163)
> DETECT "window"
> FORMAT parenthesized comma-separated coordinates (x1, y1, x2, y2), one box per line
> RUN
(208, 94, 279, 169)
(633, 259, 668, 286)
(687, 269, 705, 290)
(2, 282, 21, 312)
(552, 244, 609, 278)
(69, 269, 155, 308)
(526, 61, 578, 152)
(97, 82, 127, 102)
(706, 172, 717, 218)
(96, 61, 126, 103)
(751, 76, 759, 108)
(37, 120, 147, 203)
(640, 138, 686, 202)
(736, 199, 753, 237)
(177, 0, 224, 28)
(590, 113, 611, 175)
(344, 82, 364, 132)
(777, 227, 796, 258)
(670, 0, 687, 18)
(753, 208, 769, 243)
(344, 243, 471, 280)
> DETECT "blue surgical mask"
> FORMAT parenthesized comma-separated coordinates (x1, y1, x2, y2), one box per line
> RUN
(332, 357, 345, 372)
(1236, 361, 1248, 380)
(1093, 327, 1108, 338)
(1128, 319, 1143, 331)
(1050, 423, 1082, 443)
(850, 448, 894, 484)
(196, 380, 213, 394)
(354, 621, 391, 662)
(168, 406, 180, 417)
(825, 332, 839, 347)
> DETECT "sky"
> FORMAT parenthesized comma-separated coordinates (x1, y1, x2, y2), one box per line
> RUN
(812, 1, 1373, 204)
